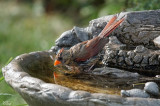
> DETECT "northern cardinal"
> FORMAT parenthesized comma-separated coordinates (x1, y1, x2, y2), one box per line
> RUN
(53, 15, 125, 71)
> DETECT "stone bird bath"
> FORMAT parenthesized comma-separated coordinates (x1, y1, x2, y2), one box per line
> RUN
(2, 51, 160, 106)
(2, 10, 160, 106)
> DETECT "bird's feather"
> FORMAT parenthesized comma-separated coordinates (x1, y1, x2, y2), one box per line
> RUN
(75, 16, 125, 62)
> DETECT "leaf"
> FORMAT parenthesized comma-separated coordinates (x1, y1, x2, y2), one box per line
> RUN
(0, 57, 13, 82)
(0, 93, 13, 105)
(0, 76, 4, 82)
(0, 93, 13, 96)
(0, 57, 13, 74)
(6, 57, 13, 65)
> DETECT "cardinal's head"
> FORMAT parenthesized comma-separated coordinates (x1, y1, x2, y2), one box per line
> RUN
(54, 48, 64, 66)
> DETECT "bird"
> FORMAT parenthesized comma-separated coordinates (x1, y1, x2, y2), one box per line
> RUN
(53, 15, 125, 71)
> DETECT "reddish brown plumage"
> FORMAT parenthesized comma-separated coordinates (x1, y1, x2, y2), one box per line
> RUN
(54, 15, 125, 68)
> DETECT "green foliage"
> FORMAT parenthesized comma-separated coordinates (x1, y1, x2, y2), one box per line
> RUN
(0, 93, 28, 106)
(0, 57, 24, 105)
(16, 104, 28, 106)
(0, 57, 12, 82)
(0, 1, 73, 105)
(127, 0, 160, 11)
(98, 0, 126, 16)
(42, 0, 160, 25)
(0, 77, 4, 82)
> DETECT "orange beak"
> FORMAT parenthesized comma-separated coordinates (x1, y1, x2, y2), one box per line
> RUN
(54, 60, 61, 66)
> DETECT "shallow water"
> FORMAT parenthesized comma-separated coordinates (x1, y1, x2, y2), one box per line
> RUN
(53, 72, 123, 95)
(31, 56, 160, 96)
(40, 67, 154, 95)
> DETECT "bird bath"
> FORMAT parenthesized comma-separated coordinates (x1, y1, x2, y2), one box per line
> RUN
(3, 10, 160, 106)
(2, 50, 160, 106)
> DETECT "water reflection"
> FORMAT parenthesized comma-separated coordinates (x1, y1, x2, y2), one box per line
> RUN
(34, 60, 159, 96)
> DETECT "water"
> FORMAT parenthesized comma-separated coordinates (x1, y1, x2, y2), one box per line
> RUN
(28, 54, 160, 96)
(53, 72, 123, 95)
(39, 67, 151, 95)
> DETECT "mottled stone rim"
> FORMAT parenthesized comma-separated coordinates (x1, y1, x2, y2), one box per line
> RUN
(2, 51, 160, 106)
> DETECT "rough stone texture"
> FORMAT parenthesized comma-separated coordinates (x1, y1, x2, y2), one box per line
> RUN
(127, 51, 135, 59)
(133, 54, 143, 63)
(121, 89, 150, 98)
(55, 10, 160, 49)
(149, 54, 159, 65)
(125, 57, 133, 66)
(55, 27, 90, 47)
(144, 82, 160, 96)
(134, 45, 147, 53)
(2, 51, 160, 106)
(154, 36, 160, 48)
(121, 82, 160, 98)
(52, 10, 160, 74)
(92, 67, 140, 78)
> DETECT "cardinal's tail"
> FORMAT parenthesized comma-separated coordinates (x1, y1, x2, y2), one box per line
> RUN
(99, 15, 125, 38)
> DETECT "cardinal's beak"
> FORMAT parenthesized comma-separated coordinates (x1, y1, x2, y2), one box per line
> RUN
(54, 60, 61, 66)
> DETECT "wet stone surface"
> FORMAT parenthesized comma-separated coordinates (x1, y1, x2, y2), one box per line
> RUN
(121, 81, 160, 98)
(121, 89, 150, 98)
(144, 82, 160, 96)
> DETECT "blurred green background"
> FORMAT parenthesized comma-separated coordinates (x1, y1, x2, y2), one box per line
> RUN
(0, 0, 159, 105)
